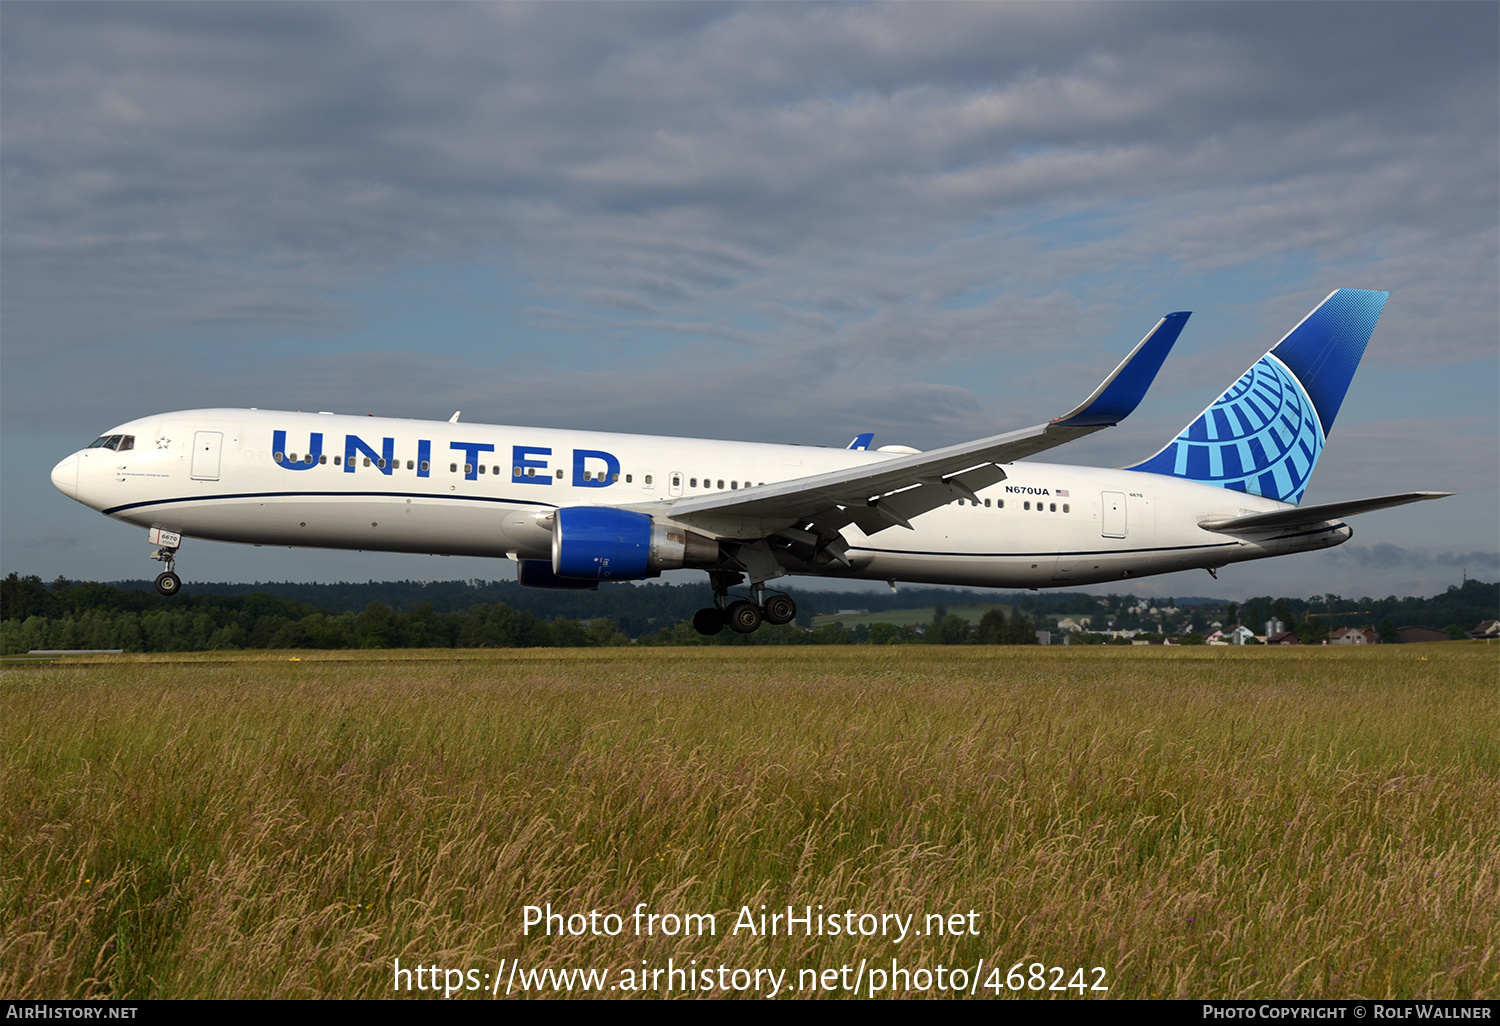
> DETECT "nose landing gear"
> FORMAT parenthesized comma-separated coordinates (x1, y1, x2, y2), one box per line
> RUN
(150, 543, 182, 596)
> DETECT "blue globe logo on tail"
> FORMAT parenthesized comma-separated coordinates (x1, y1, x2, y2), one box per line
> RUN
(1130, 354, 1323, 503)
(1127, 288, 1387, 505)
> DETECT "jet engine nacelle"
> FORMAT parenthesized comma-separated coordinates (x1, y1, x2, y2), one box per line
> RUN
(516, 559, 600, 590)
(551, 507, 720, 581)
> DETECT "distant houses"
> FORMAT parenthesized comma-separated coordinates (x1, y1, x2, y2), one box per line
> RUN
(1329, 627, 1377, 645)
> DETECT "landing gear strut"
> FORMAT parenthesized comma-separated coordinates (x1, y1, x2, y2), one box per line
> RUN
(151, 545, 182, 596)
(691, 570, 797, 635)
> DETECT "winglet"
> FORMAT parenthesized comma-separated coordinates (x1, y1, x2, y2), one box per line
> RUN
(1051, 312, 1190, 428)
(847, 433, 874, 451)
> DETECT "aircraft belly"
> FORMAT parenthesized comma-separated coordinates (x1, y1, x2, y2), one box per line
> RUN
(846, 550, 1059, 589)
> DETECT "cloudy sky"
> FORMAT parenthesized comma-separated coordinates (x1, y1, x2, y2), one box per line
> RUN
(3, 2, 1496, 601)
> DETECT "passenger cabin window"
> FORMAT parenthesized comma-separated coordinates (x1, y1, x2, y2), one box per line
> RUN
(420, 461, 429, 472)
(1024, 501, 1030, 510)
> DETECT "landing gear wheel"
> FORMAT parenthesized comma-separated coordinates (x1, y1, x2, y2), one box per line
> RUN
(726, 600, 763, 634)
(762, 593, 796, 625)
(692, 607, 724, 636)
(154, 571, 182, 597)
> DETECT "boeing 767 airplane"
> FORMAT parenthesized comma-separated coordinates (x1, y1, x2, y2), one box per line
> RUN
(51, 289, 1447, 635)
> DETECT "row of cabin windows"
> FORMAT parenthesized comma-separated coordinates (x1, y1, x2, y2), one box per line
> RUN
(952, 497, 1071, 513)
(270, 454, 775, 491)
(678, 476, 764, 490)
(276, 453, 430, 471)
(268, 454, 1063, 509)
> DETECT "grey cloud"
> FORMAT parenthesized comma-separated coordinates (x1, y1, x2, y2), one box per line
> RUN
(4, 3, 1495, 582)
(27, 528, 80, 548)
(1328, 544, 1499, 574)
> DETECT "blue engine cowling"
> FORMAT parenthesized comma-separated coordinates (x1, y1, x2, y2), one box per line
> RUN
(551, 507, 719, 581)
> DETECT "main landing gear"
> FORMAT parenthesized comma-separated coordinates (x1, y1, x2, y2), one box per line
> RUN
(692, 570, 797, 636)
(151, 544, 182, 596)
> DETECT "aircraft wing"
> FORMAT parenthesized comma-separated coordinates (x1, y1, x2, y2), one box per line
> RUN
(1198, 491, 1452, 534)
(663, 312, 1190, 539)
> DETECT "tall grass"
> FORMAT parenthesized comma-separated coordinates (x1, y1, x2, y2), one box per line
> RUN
(2, 645, 1495, 998)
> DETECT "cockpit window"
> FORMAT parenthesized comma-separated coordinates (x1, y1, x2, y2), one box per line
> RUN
(87, 434, 133, 451)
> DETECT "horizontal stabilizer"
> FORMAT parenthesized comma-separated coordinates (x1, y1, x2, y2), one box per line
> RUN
(1198, 491, 1451, 533)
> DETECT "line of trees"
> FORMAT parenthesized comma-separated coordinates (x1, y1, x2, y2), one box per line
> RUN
(1, 574, 1040, 653)
(3, 572, 1492, 654)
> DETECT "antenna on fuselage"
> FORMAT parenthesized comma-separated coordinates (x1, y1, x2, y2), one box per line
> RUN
(449, 411, 461, 423)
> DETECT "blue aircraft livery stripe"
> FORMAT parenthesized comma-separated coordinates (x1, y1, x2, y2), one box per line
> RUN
(101, 490, 561, 517)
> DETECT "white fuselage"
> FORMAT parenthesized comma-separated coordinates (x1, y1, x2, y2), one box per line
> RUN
(51, 408, 1351, 588)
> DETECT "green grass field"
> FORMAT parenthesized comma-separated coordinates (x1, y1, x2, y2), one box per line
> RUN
(3, 645, 1496, 999)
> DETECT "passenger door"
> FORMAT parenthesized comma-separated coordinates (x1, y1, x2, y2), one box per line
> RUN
(191, 431, 223, 481)
(1101, 491, 1127, 538)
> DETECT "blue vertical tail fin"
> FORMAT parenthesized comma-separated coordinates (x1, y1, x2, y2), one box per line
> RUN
(1126, 288, 1388, 504)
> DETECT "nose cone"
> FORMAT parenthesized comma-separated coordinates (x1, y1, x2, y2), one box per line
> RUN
(51, 453, 79, 500)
